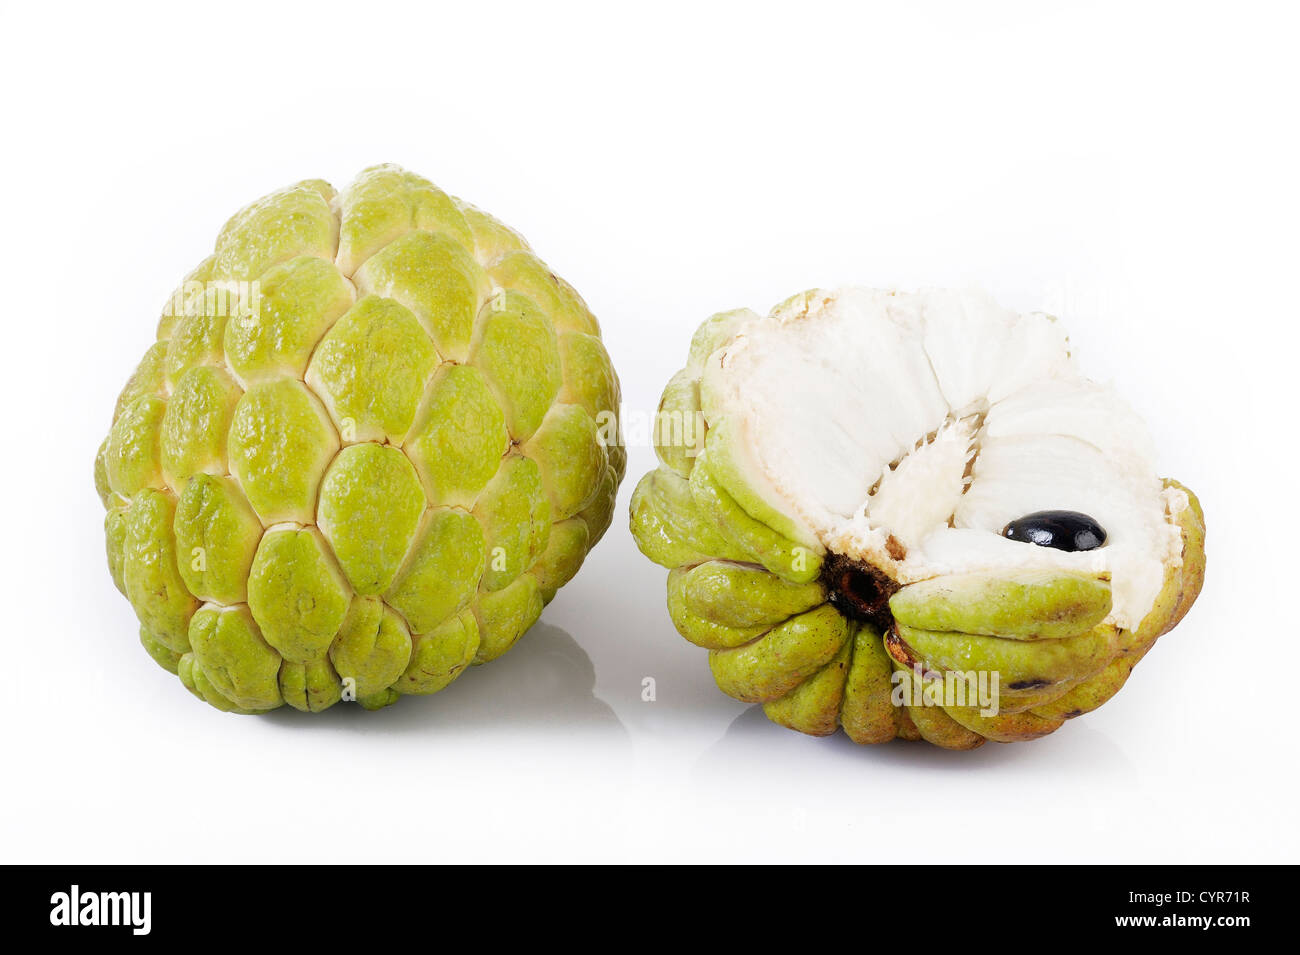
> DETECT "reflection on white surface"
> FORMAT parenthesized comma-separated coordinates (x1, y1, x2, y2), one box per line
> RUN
(260, 622, 628, 737)
(702, 702, 1138, 775)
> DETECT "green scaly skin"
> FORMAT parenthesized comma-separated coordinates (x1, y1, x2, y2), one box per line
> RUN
(97, 165, 624, 713)
(629, 308, 1207, 749)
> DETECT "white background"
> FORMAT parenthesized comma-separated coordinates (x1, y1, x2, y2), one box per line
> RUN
(2, 1, 1295, 863)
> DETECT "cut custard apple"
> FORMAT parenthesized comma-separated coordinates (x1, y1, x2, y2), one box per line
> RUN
(631, 288, 1204, 749)
(95, 165, 624, 713)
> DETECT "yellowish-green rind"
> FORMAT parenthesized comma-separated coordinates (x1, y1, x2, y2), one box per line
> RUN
(474, 574, 544, 663)
(329, 598, 413, 701)
(99, 165, 622, 713)
(708, 605, 850, 703)
(629, 468, 748, 568)
(227, 379, 338, 525)
(173, 475, 262, 606)
(396, 610, 480, 695)
(404, 364, 510, 509)
(667, 561, 825, 648)
(894, 667, 987, 750)
(888, 570, 1112, 639)
(316, 443, 426, 595)
(763, 639, 852, 736)
(304, 296, 439, 444)
(385, 509, 484, 634)
(688, 453, 822, 584)
(1143, 479, 1206, 642)
(187, 605, 283, 711)
(837, 623, 901, 744)
(889, 622, 1117, 689)
(654, 369, 704, 478)
(122, 489, 199, 654)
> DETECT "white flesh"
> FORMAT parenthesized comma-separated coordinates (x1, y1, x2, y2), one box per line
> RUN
(698, 288, 1186, 631)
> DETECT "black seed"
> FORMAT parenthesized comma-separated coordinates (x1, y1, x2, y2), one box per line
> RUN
(1002, 510, 1107, 552)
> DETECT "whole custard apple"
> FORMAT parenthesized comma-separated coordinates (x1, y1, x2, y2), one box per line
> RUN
(95, 165, 624, 713)
(631, 288, 1204, 749)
